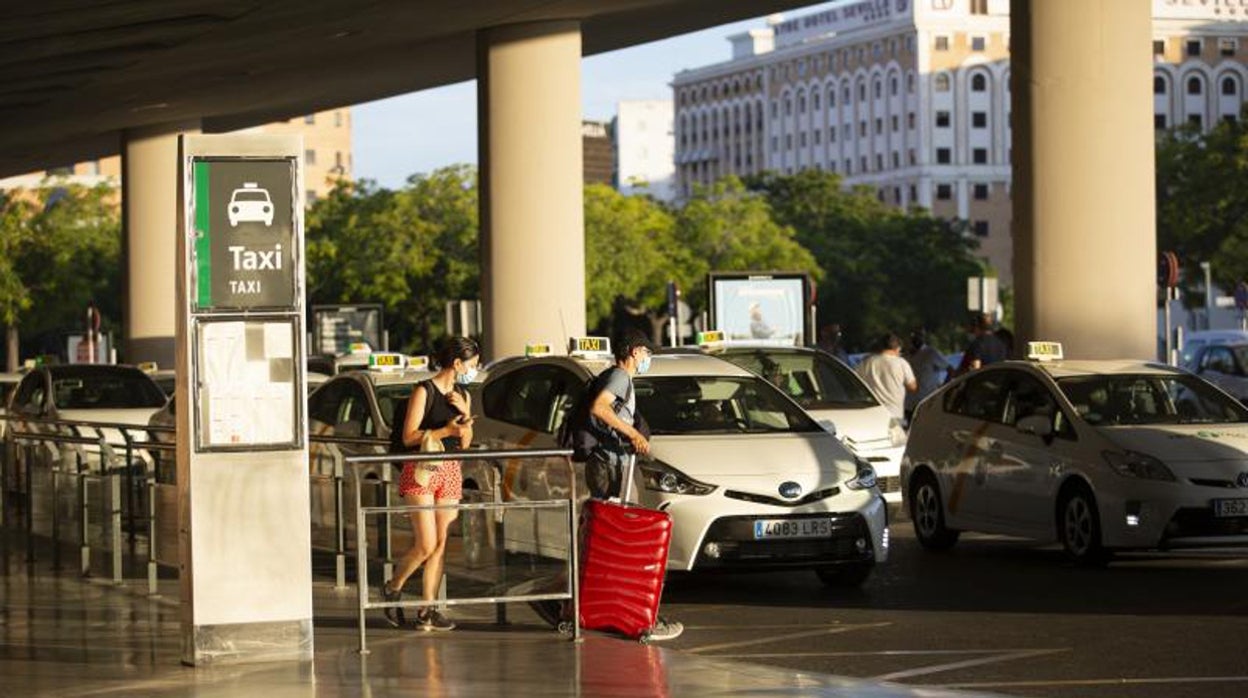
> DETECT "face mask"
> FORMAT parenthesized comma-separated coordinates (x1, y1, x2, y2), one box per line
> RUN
(636, 355, 652, 375)
(456, 367, 478, 385)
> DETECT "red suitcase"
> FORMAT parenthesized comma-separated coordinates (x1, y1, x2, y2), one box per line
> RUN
(577, 457, 672, 641)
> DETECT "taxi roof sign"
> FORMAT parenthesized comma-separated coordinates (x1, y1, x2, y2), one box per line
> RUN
(137, 361, 159, 373)
(347, 342, 372, 355)
(367, 352, 406, 372)
(406, 355, 430, 371)
(1027, 341, 1064, 362)
(569, 336, 612, 357)
(525, 343, 553, 357)
(697, 330, 726, 347)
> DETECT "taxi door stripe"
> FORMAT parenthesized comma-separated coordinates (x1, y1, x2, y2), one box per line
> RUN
(947, 421, 992, 516)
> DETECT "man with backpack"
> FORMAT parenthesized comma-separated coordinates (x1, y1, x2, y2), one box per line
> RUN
(563, 329, 683, 641)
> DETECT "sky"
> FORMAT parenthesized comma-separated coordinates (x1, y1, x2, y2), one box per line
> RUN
(352, 3, 837, 189)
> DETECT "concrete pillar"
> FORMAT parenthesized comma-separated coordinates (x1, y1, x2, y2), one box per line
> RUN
(122, 120, 200, 367)
(478, 22, 586, 359)
(1011, 0, 1155, 359)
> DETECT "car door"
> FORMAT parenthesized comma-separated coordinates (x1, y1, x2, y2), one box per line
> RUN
(480, 363, 585, 558)
(991, 371, 1076, 535)
(939, 370, 1010, 529)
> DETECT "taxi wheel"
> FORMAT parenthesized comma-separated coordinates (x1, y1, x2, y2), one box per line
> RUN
(815, 562, 873, 588)
(1058, 485, 1110, 567)
(910, 472, 959, 551)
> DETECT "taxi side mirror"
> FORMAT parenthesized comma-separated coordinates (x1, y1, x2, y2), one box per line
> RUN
(1016, 415, 1053, 438)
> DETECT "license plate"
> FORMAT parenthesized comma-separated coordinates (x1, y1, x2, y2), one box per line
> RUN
(753, 518, 833, 540)
(1213, 498, 1248, 518)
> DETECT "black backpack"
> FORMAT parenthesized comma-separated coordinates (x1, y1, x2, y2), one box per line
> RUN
(558, 367, 636, 462)
(389, 380, 467, 454)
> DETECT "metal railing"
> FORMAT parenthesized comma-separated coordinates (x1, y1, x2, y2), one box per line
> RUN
(348, 449, 581, 654)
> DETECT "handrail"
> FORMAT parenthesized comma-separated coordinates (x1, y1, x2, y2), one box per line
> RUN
(347, 448, 580, 654)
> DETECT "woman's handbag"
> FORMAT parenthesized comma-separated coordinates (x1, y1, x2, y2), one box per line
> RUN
(413, 431, 445, 487)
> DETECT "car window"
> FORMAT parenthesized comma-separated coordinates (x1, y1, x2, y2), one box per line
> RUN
(722, 350, 877, 409)
(1058, 374, 1248, 426)
(484, 365, 575, 433)
(13, 374, 46, 413)
(947, 372, 1009, 423)
(635, 375, 821, 435)
(1003, 372, 1075, 439)
(1203, 346, 1237, 374)
(309, 381, 345, 425)
(375, 384, 416, 430)
(50, 369, 165, 409)
(336, 382, 372, 437)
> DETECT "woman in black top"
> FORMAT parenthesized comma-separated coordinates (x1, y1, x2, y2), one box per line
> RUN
(381, 337, 479, 632)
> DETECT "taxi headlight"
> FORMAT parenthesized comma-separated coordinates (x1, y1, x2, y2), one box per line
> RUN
(888, 417, 908, 447)
(1103, 451, 1176, 482)
(846, 459, 878, 490)
(639, 460, 716, 496)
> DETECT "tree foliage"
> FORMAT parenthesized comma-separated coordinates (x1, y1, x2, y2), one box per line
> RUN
(747, 169, 982, 350)
(0, 183, 121, 363)
(1156, 118, 1248, 302)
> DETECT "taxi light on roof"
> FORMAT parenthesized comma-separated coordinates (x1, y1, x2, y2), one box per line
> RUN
(137, 361, 159, 373)
(525, 343, 552, 357)
(697, 330, 726, 347)
(569, 336, 611, 357)
(347, 342, 372, 355)
(368, 352, 406, 372)
(406, 355, 430, 371)
(1027, 341, 1064, 362)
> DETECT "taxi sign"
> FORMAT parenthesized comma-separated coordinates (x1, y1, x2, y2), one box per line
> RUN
(697, 330, 726, 347)
(525, 343, 552, 357)
(406, 355, 430, 371)
(569, 336, 612, 357)
(367, 352, 406, 371)
(137, 361, 159, 373)
(347, 342, 372, 355)
(1027, 341, 1064, 362)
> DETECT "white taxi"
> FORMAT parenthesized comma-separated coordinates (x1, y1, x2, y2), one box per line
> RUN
(902, 342, 1248, 565)
(693, 333, 907, 503)
(473, 338, 889, 588)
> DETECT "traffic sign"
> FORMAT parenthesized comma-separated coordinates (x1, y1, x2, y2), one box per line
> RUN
(1158, 251, 1180, 289)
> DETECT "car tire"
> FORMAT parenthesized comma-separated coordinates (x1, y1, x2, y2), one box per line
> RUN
(910, 472, 960, 551)
(1058, 483, 1111, 567)
(815, 562, 873, 588)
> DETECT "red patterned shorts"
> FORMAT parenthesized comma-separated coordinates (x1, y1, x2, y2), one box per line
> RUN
(398, 459, 462, 500)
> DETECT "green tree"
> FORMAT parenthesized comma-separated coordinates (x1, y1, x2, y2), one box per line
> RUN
(0, 183, 121, 368)
(1155, 117, 1248, 303)
(306, 166, 479, 353)
(583, 184, 677, 331)
(747, 169, 981, 350)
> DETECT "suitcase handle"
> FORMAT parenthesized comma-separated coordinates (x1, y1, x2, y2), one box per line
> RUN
(619, 452, 637, 506)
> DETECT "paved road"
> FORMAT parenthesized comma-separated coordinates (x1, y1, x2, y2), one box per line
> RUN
(657, 518, 1248, 698)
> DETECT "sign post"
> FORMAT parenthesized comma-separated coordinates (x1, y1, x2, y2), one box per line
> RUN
(176, 135, 310, 665)
(1159, 251, 1180, 365)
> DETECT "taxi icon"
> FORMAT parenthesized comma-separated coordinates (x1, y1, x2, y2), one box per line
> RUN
(227, 182, 274, 227)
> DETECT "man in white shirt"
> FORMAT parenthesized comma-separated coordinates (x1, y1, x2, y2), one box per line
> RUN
(856, 333, 918, 421)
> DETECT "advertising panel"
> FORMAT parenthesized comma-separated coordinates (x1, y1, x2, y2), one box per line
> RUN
(709, 272, 813, 347)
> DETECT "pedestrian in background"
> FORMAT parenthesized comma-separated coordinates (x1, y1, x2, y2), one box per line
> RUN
(856, 332, 917, 421)
(817, 323, 850, 364)
(955, 313, 1008, 376)
(905, 330, 950, 416)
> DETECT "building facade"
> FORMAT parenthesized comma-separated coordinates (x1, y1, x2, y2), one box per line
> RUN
(0, 108, 352, 201)
(583, 120, 616, 186)
(614, 100, 677, 201)
(672, 0, 1248, 283)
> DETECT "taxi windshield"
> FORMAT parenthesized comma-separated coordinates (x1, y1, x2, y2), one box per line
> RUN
(52, 370, 166, 410)
(232, 190, 269, 202)
(720, 349, 877, 409)
(635, 375, 821, 435)
(1057, 374, 1248, 426)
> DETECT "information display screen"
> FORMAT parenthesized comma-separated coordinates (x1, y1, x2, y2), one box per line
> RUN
(709, 273, 812, 347)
